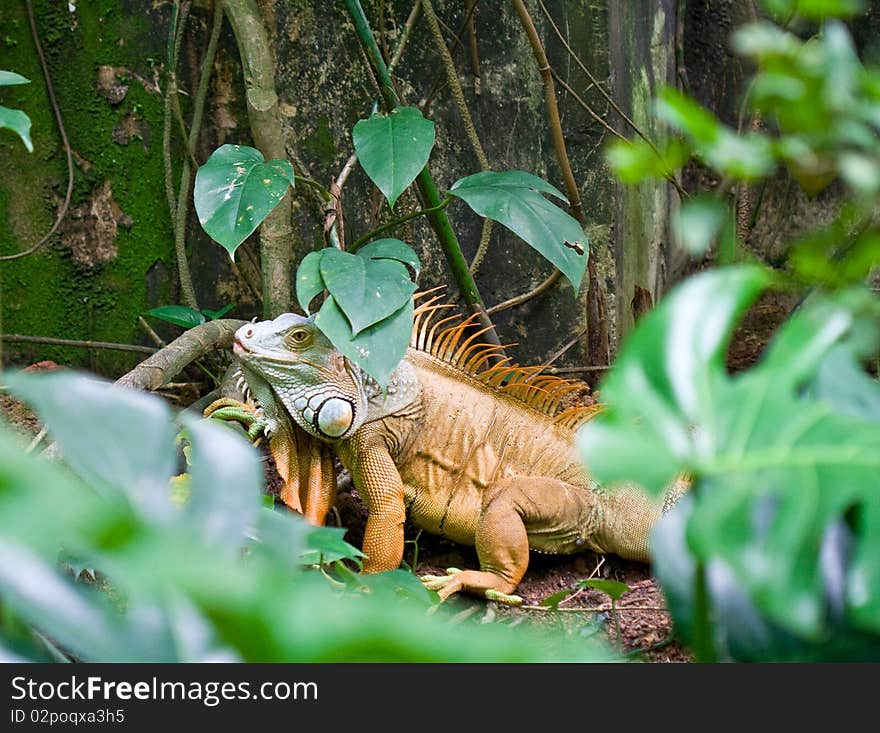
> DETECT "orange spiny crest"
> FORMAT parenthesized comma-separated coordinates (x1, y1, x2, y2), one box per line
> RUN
(412, 303, 451, 350)
(451, 326, 500, 367)
(412, 285, 447, 303)
(553, 404, 604, 430)
(434, 313, 480, 361)
(410, 289, 595, 420)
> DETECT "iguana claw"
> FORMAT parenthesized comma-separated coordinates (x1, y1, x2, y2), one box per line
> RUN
(420, 567, 523, 605)
(204, 398, 268, 442)
(484, 589, 524, 606)
(419, 567, 462, 590)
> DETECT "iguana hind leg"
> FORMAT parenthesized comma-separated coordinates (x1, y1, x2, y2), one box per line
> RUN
(421, 478, 538, 605)
(420, 475, 623, 604)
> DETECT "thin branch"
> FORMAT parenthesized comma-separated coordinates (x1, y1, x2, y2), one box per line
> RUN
(487, 270, 561, 315)
(466, 0, 481, 94)
(550, 68, 626, 143)
(421, 0, 495, 274)
(422, 0, 489, 170)
(388, 1, 421, 73)
(543, 364, 610, 374)
(536, 0, 655, 150)
(511, 0, 610, 366)
(544, 326, 588, 366)
(0, 334, 157, 354)
(138, 316, 167, 348)
(0, 0, 74, 262)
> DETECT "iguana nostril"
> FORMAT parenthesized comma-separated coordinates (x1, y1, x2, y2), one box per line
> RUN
(316, 397, 354, 437)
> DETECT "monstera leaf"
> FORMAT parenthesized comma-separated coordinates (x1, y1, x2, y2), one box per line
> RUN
(579, 265, 880, 643)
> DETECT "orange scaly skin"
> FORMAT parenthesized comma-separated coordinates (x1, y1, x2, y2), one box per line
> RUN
(335, 347, 678, 603)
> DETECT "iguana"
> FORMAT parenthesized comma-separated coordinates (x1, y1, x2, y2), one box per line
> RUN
(206, 293, 685, 604)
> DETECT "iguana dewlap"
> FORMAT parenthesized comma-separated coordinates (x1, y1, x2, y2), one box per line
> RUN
(207, 296, 684, 603)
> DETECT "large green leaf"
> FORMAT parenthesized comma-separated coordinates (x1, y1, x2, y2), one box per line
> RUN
(319, 247, 416, 336)
(294, 241, 420, 382)
(0, 71, 29, 86)
(194, 144, 294, 257)
(448, 171, 588, 295)
(0, 105, 32, 153)
(353, 106, 435, 209)
(4, 372, 178, 521)
(579, 265, 880, 639)
(178, 413, 263, 551)
(357, 237, 421, 279)
(315, 296, 413, 385)
(145, 305, 206, 329)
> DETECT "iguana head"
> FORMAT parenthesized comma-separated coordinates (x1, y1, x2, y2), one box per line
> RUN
(233, 313, 368, 441)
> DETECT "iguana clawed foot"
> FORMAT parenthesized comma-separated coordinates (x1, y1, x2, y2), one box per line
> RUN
(203, 397, 269, 442)
(420, 567, 524, 606)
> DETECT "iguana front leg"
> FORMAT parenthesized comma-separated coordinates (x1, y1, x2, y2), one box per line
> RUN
(336, 426, 407, 573)
(203, 397, 269, 441)
(205, 397, 336, 524)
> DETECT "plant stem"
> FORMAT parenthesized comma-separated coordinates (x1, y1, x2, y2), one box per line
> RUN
(692, 558, 717, 662)
(612, 598, 622, 652)
(223, 0, 295, 318)
(297, 176, 335, 202)
(0, 334, 157, 354)
(350, 195, 453, 252)
(343, 0, 502, 350)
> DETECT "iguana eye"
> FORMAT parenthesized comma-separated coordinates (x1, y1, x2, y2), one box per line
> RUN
(285, 327, 311, 349)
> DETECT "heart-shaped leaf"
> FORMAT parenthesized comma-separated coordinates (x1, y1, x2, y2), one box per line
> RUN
(146, 305, 206, 329)
(194, 144, 294, 258)
(315, 296, 413, 385)
(357, 238, 421, 279)
(353, 106, 435, 209)
(449, 171, 588, 295)
(319, 248, 416, 336)
(0, 105, 32, 153)
(296, 250, 326, 314)
(0, 71, 30, 86)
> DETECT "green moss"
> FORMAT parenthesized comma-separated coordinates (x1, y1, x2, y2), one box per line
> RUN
(0, 0, 175, 376)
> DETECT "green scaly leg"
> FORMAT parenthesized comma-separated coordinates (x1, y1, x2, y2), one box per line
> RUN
(203, 398, 269, 442)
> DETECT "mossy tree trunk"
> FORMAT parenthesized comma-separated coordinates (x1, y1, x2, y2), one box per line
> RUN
(607, 1, 680, 339)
